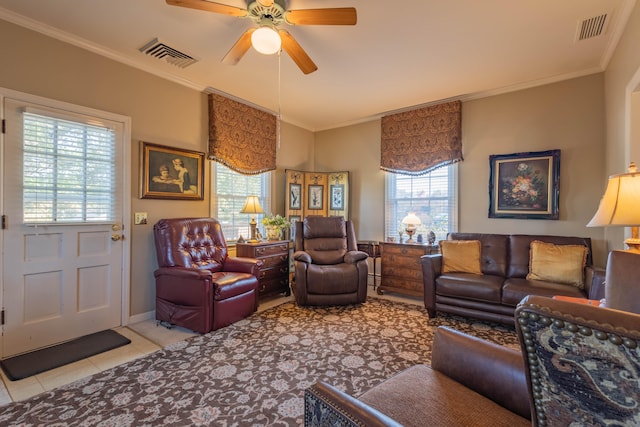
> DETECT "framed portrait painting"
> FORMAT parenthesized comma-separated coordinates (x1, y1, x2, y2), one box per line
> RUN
(140, 141, 205, 200)
(488, 149, 560, 219)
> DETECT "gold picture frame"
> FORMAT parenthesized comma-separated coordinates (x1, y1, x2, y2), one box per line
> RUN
(139, 141, 205, 200)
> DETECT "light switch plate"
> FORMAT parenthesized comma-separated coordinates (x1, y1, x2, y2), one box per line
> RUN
(134, 212, 148, 225)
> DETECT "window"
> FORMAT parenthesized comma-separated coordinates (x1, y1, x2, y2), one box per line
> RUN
(211, 163, 272, 241)
(22, 111, 117, 223)
(384, 165, 458, 243)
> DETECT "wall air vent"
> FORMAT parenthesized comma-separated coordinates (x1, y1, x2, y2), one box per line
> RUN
(576, 13, 608, 41)
(139, 38, 198, 69)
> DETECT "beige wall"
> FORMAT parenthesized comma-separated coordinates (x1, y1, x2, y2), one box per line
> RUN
(604, 2, 640, 253)
(315, 74, 608, 265)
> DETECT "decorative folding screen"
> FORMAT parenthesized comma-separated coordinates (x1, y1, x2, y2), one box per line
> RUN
(285, 169, 350, 221)
(380, 100, 463, 175)
(208, 93, 277, 174)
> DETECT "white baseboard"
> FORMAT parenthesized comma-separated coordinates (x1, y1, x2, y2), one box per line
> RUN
(128, 310, 155, 325)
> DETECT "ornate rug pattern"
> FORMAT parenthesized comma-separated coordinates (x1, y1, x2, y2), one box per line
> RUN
(0, 298, 518, 426)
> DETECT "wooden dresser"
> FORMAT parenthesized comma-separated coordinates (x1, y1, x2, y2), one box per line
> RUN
(236, 240, 291, 298)
(378, 242, 438, 297)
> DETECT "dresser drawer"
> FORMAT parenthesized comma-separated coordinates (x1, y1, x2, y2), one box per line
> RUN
(253, 243, 289, 257)
(259, 253, 289, 268)
(260, 265, 290, 281)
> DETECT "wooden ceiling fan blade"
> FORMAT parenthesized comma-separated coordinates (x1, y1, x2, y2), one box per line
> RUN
(285, 8, 357, 25)
(166, 0, 247, 17)
(222, 29, 255, 65)
(279, 30, 318, 75)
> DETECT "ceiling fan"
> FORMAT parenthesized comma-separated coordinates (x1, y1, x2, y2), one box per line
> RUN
(166, 0, 357, 74)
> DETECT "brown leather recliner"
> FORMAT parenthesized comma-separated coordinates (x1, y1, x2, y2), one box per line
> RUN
(293, 216, 368, 306)
(153, 218, 261, 333)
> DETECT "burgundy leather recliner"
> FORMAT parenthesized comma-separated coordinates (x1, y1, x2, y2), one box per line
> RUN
(153, 217, 261, 333)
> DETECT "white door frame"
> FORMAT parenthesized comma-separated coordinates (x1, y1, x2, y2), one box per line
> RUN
(0, 86, 132, 329)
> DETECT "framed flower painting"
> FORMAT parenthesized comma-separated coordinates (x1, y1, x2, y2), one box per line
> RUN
(488, 149, 560, 219)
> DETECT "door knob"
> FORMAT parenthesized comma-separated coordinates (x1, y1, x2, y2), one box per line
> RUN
(111, 234, 123, 241)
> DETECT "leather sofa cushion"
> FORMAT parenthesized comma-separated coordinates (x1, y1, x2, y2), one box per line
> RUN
(435, 273, 503, 303)
(302, 216, 347, 264)
(502, 278, 586, 306)
(527, 240, 587, 288)
(359, 365, 529, 427)
(440, 240, 482, 274)
(449, 233, 508, 277)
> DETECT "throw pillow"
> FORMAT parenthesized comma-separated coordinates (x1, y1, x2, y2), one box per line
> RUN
(439, 240, 482, 274)
(527, 240, 587, 288)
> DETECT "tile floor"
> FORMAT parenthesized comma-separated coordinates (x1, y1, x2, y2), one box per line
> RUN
(0, 280, 420, 406)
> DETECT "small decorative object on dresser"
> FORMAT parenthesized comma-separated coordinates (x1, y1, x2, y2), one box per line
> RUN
(236, 240, 291, 298)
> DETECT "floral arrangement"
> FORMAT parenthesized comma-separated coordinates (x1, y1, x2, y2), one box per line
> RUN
(501, 162, 546, 208)
(261, 214, 291, 229)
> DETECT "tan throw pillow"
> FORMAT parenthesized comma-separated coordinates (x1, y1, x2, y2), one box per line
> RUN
(439, 240, 482, 274)
(527, 240, 587, 288)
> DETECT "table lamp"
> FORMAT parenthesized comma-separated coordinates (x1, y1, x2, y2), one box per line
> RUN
(401, 212, 422, 243)
(587, 162, 640, 253)
(240, 195, 263, 242)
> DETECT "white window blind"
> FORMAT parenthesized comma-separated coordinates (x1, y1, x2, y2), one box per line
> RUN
(384, 165, 458, 243)
(211, 162, 272, 241)
(22, 112, 117, 223)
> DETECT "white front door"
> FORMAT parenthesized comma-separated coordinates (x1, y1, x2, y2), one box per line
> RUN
(1, 94, 130, 358)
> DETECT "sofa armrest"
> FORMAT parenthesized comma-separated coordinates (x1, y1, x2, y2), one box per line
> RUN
(345, 250, 368, 264)
(585, 265, 605, 300)
(154, 267, 213, 306)
(421, 254, 442, 315)
(224, 256, 262, 277)
(305, 381, 402, 427)
(293, 250, 312, 263)
(431, 326, 530, 420)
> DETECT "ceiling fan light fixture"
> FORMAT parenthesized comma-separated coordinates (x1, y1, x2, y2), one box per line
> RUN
(251, 26, 281, 55)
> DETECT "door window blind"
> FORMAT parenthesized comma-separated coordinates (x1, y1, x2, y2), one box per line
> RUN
(22, 112, 117, 223)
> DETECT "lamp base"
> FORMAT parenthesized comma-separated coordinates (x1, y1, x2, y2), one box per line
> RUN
(625, 238, 640, 253)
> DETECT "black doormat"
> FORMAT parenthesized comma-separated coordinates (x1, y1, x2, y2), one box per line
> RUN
(0, 329, 131, 381)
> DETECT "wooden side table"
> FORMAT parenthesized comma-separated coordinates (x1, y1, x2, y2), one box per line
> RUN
(378, 242, 439, 297)
(236, 240, 291, 298)
(357, 241, 381, 288)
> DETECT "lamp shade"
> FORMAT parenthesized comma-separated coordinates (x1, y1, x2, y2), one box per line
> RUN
(587, 165, 640, 227)
(240, 196, 264, 215)
(401, 212, 422, 225)
(251, 26, 281, 55)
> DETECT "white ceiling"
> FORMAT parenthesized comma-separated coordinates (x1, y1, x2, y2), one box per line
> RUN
(0, 0, 635, 131)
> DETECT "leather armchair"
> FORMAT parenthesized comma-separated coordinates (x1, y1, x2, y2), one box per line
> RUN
(153, 217, 261, 333)
(293, 216, 368, 306)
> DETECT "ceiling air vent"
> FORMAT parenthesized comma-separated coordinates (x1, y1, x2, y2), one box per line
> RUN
(139, 38, 198, 69)
(576, 13, 608, 41)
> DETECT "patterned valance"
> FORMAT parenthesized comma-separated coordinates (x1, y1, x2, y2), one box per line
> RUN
(380, 100, 463, 175)
(208, 93, 277, 175)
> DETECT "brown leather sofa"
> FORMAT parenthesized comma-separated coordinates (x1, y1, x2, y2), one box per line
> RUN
(305, 295, 640, 426)
(293, 216, 368, 306)
(421, 233, 605, 325)
(153, 217, 261, 333)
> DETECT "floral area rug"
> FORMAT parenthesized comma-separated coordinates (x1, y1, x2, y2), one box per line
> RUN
(0, 298, 518, 426)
